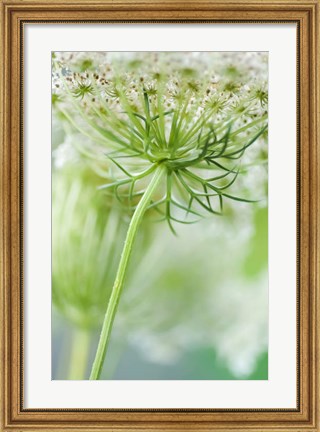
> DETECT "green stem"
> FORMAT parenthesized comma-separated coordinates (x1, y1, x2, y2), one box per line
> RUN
(89, 164, 165, 380)
(68, 328, 91, 380)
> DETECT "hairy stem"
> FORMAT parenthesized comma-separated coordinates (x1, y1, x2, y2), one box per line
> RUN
(68, 328, 91, 380)
(89, 164, 165, 380)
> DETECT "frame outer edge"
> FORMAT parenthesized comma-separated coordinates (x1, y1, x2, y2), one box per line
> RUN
(1, 2, 12, 431)
(0, 0, 4, 428)
(311, 1, 320, 431)
(0, 1, 319, 431)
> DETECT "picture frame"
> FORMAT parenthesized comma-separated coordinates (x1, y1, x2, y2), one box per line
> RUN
(0, 0, 319, 431)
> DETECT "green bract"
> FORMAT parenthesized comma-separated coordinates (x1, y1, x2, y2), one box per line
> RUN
(52, 52, 268, 232)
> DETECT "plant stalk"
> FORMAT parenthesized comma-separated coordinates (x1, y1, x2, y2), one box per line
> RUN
(89, 164, 165, 379)
(68, 328, 91, 380)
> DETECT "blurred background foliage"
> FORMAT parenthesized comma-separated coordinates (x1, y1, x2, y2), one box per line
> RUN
(52, 138, 268, 380)
(52, 52, 268, 380)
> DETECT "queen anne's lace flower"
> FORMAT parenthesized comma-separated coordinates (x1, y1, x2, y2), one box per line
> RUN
(53, 51, 268, 233)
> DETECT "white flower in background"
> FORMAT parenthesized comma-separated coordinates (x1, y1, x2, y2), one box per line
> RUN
(114, 209, 267, 378)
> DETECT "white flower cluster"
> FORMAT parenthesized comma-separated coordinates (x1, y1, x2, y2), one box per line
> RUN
(53, 52, 268, 134)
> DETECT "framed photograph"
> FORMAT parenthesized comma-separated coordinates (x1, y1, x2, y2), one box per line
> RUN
(1, 1, 319, 431)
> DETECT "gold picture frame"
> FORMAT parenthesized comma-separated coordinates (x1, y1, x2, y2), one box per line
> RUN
(1, 1, 319, 430)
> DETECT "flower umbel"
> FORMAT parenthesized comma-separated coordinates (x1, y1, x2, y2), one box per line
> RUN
(53, 52, 268, 233)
